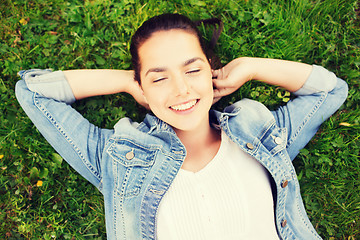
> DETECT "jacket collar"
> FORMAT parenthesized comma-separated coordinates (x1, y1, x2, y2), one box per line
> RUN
(141, 114, 176, 135)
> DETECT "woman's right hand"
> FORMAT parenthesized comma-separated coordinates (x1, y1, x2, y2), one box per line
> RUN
(64, 69, 150, 108)
(127, 79, 150, 109)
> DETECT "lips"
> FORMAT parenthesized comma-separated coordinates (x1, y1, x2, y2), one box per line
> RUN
(170, 99, 198, 111)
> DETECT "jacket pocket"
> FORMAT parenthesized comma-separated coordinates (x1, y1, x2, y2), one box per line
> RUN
(107, 138, 158, 198)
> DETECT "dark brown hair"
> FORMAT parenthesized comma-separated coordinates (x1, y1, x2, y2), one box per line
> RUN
(130, 13, 223, 83)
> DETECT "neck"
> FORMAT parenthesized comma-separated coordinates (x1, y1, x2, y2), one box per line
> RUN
(174, 123, 221, 172)
(175, 125, 216, 148)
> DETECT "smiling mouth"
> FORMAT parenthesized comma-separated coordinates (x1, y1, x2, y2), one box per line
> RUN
(170, 99, 198, 111)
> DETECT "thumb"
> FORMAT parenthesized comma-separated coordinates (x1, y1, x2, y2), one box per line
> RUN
(212, 76, 229, 89)
(213, 86, 232, 99)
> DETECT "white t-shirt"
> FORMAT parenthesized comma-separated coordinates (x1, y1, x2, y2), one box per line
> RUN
(157, 131, 279, 240)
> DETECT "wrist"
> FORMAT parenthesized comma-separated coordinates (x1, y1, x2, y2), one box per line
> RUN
(239, 57, 313, 91)
(122, 70, 135, 94)
(237, 57, 256, 82)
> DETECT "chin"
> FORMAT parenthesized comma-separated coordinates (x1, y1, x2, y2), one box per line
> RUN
(171, 120, 207, 133)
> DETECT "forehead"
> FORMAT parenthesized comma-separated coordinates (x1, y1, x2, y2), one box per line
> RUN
(138, 30, 206, 70)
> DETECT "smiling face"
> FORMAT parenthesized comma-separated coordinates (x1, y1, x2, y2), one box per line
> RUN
(139, 29, 213, 133)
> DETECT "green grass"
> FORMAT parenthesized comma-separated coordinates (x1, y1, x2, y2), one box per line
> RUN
(1, 0, 359, 239)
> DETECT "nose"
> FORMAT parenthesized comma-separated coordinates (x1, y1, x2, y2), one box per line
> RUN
(173, 74, 190, 96)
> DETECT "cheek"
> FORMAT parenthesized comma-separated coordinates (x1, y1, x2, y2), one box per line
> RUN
(195, 74, 213, 95)
(143, 90, 166, 109)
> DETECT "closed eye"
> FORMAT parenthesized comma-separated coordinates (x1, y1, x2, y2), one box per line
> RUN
(186, 69, 200, 74)
(153, 77, 166, 83)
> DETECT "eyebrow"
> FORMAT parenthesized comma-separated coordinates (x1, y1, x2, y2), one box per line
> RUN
(184, 57, 204, 66)
(145, 57, 204, 77)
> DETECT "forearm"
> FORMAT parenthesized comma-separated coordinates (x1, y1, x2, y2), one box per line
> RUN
(63, 69, 134, 100)
(244, 57, 313, 92)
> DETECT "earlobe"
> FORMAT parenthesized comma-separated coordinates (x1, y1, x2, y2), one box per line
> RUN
(139, 86, 149, 104)
(142, 94, 148, 104)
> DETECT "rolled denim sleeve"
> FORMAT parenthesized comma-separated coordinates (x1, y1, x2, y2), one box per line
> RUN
(18, 69, 76, 104)
(15, 70, 112, 189)
(294, 65, 338, 95)
(272, 65, 348, 160)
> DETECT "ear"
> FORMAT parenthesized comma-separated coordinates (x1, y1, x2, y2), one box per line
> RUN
(142, 93, 148, 104)
(136, 81, 149, 105)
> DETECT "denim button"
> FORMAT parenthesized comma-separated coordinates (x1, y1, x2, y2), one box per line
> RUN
(281, 180, 288, 188)
(281, 219, 287, 227)
(274, 137, 282, 145)
(125, 150, 134, 160)
(246, 143, 254, 150)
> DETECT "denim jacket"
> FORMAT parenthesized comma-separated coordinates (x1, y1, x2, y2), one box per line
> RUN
(15, 65, 348, 240)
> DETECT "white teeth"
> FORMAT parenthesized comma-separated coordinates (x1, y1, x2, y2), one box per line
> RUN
(171, 100, 197, 111)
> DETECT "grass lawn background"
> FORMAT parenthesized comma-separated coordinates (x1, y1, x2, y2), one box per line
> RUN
(0, 0, 359, 239)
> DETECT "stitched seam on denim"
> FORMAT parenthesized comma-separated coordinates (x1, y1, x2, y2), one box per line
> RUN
(121, 167, 131, 238)
(116, 165, 153, 198)
(278, 150, 296, 181)
(287, 92, 327, 147)
(113, 159, 118, 239)
(140, 193, 157, 240)
(276, 186, 287, 237)
(26, 76, 63, 83)
(108, 137, 162, 151)
(116, 173, 143, 198)
(152, 191, 163, 240)
(33, 93, 101, 181)
(294, 181, 322, 238)
(279, 205, 296, 239)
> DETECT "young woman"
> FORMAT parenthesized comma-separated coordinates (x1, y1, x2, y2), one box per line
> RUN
(16, 14, 348, 239)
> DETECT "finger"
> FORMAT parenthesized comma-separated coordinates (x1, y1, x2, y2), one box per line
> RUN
(213, 88, 228, 98)
(212, 68, 225, 80)
(212, 69, 219, 79)
(212, 77, 229, 89)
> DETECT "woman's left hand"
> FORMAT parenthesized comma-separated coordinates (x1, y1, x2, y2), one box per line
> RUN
(212, 58, 252, 99)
